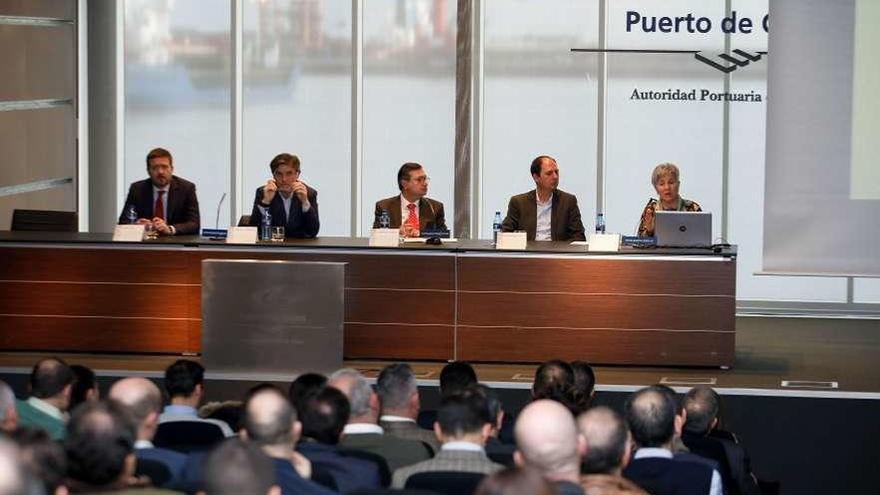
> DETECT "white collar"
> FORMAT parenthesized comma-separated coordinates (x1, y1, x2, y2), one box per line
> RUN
(633, 447, 673, 460)
(535, 191, 554, 206)
(26, 397, 66, 421)
(401, 195, 420, 208)
(441, 441, 484, 453)
(135, 440, 154, 449)
(343, 423, 384, 435)
(380, 415, 416, 423)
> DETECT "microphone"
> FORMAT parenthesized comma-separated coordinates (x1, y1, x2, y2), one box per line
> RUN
(215, 192, 227, 229)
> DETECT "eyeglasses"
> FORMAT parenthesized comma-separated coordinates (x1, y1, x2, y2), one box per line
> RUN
(410, 176, 430, 184)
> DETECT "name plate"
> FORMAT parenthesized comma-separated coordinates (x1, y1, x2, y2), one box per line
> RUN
(227, 226, 258, 244)
(369, 228, 399, 247)
(112, 224, 145, 242)
(588, 233, 621, 252)
(420, 229, 451, 239)
(496, 231, 527, 250)
(201, 228, 229, 240)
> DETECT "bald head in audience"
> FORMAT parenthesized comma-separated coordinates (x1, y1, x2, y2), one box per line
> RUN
(0, 380, 17, 432)
(683, 386, 721, 435)
(624, 387, 681, 450)
(108, 377, 163, 442)
(577, 406, 632, 475)
(29, 357, 75, 412)
(242, 386, 301, 454)
(514, 399, 585, 485)
(201, 439, 280, 495)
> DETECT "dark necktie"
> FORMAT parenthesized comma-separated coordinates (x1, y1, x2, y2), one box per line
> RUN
(154, 190, 165, 220)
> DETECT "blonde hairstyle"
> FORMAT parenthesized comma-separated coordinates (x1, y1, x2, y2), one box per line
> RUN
(651, 163, 680, 186)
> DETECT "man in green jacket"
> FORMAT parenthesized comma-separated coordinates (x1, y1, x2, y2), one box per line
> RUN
(16, 357, 74, 440)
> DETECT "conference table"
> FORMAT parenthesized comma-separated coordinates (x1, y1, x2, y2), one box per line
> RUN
(0, 232, 736, 367)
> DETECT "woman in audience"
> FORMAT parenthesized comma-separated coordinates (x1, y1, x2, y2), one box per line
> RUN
(636, 163, 702, 237)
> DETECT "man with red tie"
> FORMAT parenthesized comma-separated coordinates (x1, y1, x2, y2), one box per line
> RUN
(373, 162, 446, 238)
(118, 147, 201, 235)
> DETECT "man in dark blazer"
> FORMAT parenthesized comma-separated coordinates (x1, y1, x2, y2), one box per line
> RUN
(502, 155, 585, 241)
(248, 153, 319, 238)
(118, 147, 201, 235)
(373, 162, 446, 237)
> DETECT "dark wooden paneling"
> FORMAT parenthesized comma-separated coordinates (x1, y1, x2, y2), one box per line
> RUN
(458, 293, 734, 331)
(458, 256, 735, 296)
(0, 248, 196, 284)
(457, 326, 735, 366)
(344, 323, 453, 361)
(0, 316, 196, 353)
(347, 289, 454, 325)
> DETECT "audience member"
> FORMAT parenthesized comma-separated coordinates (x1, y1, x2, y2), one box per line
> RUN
(70, 364, 99, 412)
(439, 362, 478, 398)
(476, 384, 516, 464)
(0, 380, 17, 432)
(377, 363, 439, 453)
(329, 368, 431, 472)
(289, 373, 328, 414)
(201, 439, 280, 495)
(475, 466, 560, 495)
(241, 385, 335, 495)
(16, 357, 74, 440)
(9, 427, 68, 495)
(159, 360, 233, 437)
(514, 399, 586, 495)
(576, 406, 647, 495)
(298, 386, 382, 493)
(392, 390, 503, 488)
(0, 437, 29, 495)
(570, 361, 596, 414)
(623, 387, 721, 495)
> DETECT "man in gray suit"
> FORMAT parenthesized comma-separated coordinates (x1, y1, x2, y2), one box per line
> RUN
(377, 363, 439, 454)
(502, 155, 586, 241)
(329, 368, 431, 472)
(392, 390, 503, 488)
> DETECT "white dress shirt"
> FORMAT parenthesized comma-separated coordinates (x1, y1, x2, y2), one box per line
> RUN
(535, 192, 553, 241)
(401, 195, 420, 225)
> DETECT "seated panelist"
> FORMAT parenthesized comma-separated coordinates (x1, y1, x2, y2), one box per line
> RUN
(501, 155, 585, 242)
(636, 162, 702, 237)
(248, 153, 319, 238)
(118, 147, 200, 235)
(373, 162, 446, 238)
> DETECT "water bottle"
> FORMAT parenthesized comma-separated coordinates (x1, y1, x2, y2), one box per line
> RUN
(595, 213, 606, 234)
(492, 211, 502, 244)
(379, 208, 391, 229)
(125, 205, 138, 224)
(261, 210, 272, 241)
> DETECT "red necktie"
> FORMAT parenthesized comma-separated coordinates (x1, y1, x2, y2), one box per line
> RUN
(406, 203, 418, 229)
(154, 190, 165, 220)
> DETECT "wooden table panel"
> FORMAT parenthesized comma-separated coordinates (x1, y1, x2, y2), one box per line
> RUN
(346, 289, 455, 325)
(344, 323, 453, 360)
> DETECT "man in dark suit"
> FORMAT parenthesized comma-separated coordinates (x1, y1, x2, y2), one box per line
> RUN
(502, 155, 585, 241)
(623, 387, 721, 495)
(577, 406, 648, 495)
(118, 147, 200, 235)
(377, 363, 439, 454)
(373, 162, 446, 237)
(248, 153, 319, 238)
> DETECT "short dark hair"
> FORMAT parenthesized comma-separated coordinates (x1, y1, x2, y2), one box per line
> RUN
(146, 147, 173, 168)
(683, 386, 721, 435)
(163, 359, 204, 399)
(437, 390, 490, 437)
(10, 427, 67, 495)
(64, 401, 136, 488)
(376, 363, 417, 410)
(532, 360, 575, 407)
(288, 373, 327, 414)
(270, 153, 301, 174)
(439, 362, 477, 398)
(204, 439, 276, 495)
(243, 386, 295, 446)
(70, 364, 97, 411)
(624, 387, 676, 448)
(475, 384, 502, 427)
(580, 406, 629, 475)
(29, 357, 74, 399)
(301, 386, 350, 445)
(530, 155, 555, 177)
(397, 162, 423, 191)
(571, 361, 596, 414)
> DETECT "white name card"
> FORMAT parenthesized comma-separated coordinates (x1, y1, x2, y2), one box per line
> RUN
(496, 231, 527, 250)
(588, 233, 621, 252)
(227, 226, 258, 244)
(369, 228, 399, 247)
(112, 224, 145, 242)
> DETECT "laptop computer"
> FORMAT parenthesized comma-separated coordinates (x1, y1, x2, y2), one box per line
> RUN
(654, 211, 712, 247)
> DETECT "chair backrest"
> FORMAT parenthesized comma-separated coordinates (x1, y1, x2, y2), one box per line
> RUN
(237, 215, 251, 226)
(311, 464, 339, 491)
(405, 471, 486, 495)
(153, 421, 226, 453)
(348, 489, 442, 495)
(11, 209, 77, 232)
(339, 448, 393, 487)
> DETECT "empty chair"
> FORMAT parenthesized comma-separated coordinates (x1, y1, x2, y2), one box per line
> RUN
(405, 471, 486, 495)
(237, 214, 251, 226)
(11, 209, 77, 232)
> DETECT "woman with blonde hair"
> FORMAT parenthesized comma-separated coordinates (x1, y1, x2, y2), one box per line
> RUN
(636, 163, 701, 237)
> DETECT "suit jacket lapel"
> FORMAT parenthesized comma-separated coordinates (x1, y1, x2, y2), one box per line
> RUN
(165, 177, 177, 222)
(140, 180, 154, 219)
(419, 199, 434, 229)
(389, 196, 403, 227)
(550, 191, 559, 241)
(525, 190, 538, 240)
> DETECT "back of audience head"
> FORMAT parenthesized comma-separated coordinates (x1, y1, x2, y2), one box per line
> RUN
(10, 427, 67, 495)
(683, 385, 721, 435)
(435, 388, 491, 444)
(439, 361, 477, 398)
(288, 372, 327, 414)
(69, 365, 98, 412)
(475, 384, 504, 436)
(107, 377, 163, 440)
(532, 360, 576, 410)
(624, 386, 680, 449)
(201, 439, 280, 495)
(0, 437, 28, 495)
(570, 361, 595, 413)
(0, 380, 17, 432)
(242, 385, 298, 449)
(577, 406, 632, 476)
(376, 362, 419, 416)
(300, 386, 350, 445)
(328, 368, 376, 422)
(29, 357, 75, 410)
(164, 359, 205, 402)
(514, 399, 584, 482)
(64, 400, 137, 491)
(475, 466, 560, 495)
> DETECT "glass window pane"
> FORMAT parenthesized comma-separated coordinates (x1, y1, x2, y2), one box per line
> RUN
(242, 0, 352, 236)
(124, 0, 231, 228)
(361, 0, 456, 235)
(482, 1, 599, 239)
